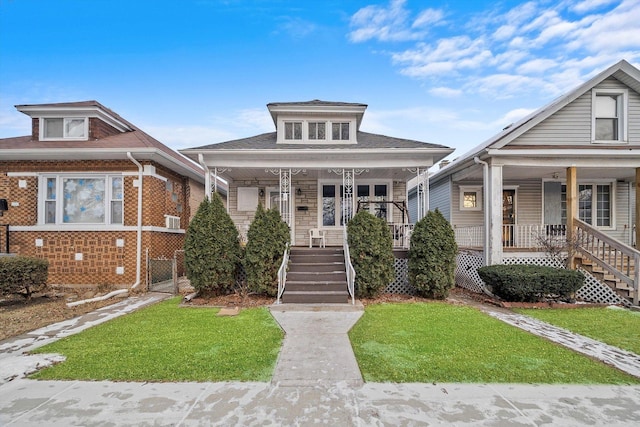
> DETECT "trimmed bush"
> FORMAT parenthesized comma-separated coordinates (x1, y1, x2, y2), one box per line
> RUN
(184, 193, 242, 295)
(347, 210, 394, 298)
(408, 209, 458, 299)
(244, 204, 291, 296)
(477, 264, 584, 302)
(0, 256, 49, 299)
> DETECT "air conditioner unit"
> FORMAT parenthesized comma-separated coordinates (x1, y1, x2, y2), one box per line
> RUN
(165, 215, 181, 229)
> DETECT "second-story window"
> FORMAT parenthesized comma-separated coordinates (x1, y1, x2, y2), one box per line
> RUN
(308, 122, 326, 140)
(42, 117, 87, 140)
(284, 122, 302, 140)
(332, 122, 350, 140)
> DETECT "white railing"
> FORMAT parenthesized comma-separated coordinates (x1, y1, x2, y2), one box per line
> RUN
(276, 243, 290, 304)
(454, 224, 567, 249)
(389, 223, 414, 249)
(343, 227, 356, 305)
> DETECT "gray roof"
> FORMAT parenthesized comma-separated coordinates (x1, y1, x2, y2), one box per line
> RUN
(267, 100, 368, 108)
(187, 131, 450, 151)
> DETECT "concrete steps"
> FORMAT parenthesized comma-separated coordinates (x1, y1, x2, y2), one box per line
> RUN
(282, 247, 350, 304)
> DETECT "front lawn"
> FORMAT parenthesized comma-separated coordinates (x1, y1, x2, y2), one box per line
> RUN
(514, 307, 640, 355)
(349, 302, 640, 384)
(30, 297, 283, 382)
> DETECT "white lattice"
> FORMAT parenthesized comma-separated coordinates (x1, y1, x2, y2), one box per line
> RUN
(576, 267, 631, 307)
(385, 258, 416, 295)
(503, 257, 564, 268)
(455, 251, 486, 293)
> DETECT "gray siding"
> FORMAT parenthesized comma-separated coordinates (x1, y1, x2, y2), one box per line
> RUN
(512, 78, 640, 146)
(429, 178, 452, 222)
(450, 182, 483, 227)
(511, 180, 542, 225)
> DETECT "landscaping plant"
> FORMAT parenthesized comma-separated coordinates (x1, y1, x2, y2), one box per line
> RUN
(0, 256, 49, 299)
(347, 210, 394, 298)
(244, 204, 290, 296)
(184, 193, 242, 295)
(408, 209, 458, 298)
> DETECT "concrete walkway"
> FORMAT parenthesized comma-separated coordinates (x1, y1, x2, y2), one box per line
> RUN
(2, 295, 640, 425)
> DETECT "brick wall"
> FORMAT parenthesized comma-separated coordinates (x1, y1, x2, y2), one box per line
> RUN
(88, 117, 121, 139)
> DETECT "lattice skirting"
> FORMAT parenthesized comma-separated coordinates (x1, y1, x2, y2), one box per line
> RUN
(455, 251, 631, 306)
(385, 258, 416, 295)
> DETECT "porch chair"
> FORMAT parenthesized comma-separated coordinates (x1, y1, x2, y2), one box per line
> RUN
(309, 228, 326, 248)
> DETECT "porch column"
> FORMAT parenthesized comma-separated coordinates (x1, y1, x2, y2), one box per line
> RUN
(566, 166, 578, 269)
(342, 169, 354, 226)
(635, 168, 640, 249)
(416, 168, 429, 221)
(487, 163, 503, 265)
(279, 168, 292, 229)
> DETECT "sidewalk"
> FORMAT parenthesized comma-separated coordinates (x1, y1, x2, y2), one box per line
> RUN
(1, 294, 640, 425)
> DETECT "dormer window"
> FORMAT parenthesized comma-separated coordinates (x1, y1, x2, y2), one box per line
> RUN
(41, 117, 88, 140)
(284, 122, 302, 140)
(592, 89, 627, 143)
(308, 122, 326, 140)
(332, 122, 350, 141)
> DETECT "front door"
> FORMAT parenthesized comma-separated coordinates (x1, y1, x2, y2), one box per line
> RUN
(502, 189, 516, 247)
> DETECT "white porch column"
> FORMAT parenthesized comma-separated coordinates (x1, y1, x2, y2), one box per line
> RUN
(342, 169, 354, 225)
(416, 168, 429, 221)
(279, 168, 292, 229)
(487, 163, 503, 265)
(198, 154, 211, 200)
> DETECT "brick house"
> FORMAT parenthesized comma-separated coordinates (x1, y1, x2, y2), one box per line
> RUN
(0, 101, 211, 290)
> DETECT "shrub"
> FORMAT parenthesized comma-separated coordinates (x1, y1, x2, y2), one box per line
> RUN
(347, 210, 394, 298)
(184, 193, 242, 295)
(477, 264, 584, 302)
(0, 256, 49, 299)
(408, 209, 458, 299)
(244, 204, 290, 296)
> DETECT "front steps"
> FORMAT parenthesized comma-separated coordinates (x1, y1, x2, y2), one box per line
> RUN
(576, 254, 638, 304)
(282, 247, 350, 304)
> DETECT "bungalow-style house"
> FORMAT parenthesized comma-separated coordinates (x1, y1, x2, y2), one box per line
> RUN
(180, 100, 453, 302)
(0, 100, 217, 291)
(428, 60, 640, 307)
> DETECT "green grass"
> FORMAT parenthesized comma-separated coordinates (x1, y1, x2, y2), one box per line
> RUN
(514, 307, 640, 355)
(349, 303, 640, 384)
(30, 297, 283, 382)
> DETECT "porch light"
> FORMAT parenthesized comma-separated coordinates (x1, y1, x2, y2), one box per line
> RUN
(296, 188, 302, 196)
(259, 189, 264, 197)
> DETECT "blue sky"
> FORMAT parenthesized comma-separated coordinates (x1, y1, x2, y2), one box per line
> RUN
(1, 0, 639, 164)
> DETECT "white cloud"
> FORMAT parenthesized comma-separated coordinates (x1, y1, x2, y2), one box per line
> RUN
(412, 8, 444, 28)
(276, 16, 318, 39)
(571, 0, 618, 13)
(517, 58, 557, 74)
(143, 125, 239, 151)
(429, 87, 462, 98)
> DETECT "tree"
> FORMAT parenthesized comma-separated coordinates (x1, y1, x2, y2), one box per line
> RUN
(409, 209, 458, 299)
(347, 210, 395, 298)
(184, 193, 241, 295)
(244, 204, 290, 296)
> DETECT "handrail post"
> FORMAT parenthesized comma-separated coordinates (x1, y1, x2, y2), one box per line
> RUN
(634, 253, 640, 306)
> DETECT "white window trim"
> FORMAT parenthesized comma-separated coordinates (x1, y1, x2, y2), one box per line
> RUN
(38, 173, 124, 226)
(40, 117, 89, 141)
(459, 186, 482, 211)
(277, 117, 357, 144)
(317, 179, 393, 228)
(560, 180, 616, 230)
(591, 88, 628, 144)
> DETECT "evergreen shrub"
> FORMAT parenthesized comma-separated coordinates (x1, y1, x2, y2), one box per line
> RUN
(408, 209, 458, 299)
(347, 210, 394, 298)
(184, 193, 241, 294)
(477, 264, 584, 302)
(244, 204, 290, 296)
(0, 256, 49, 299)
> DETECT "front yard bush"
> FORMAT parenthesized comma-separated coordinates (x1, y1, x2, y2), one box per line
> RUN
(409, 209, 458, 299)
(0, 256, 49, 299)
(244, 204, 290, 296)
(184, 193, 242, 295)
(477, 264, 584, 302)
(347, 210, 394, 298)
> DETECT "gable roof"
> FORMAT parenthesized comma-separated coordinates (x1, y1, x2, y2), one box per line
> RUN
(0, 100, 207, 184)
(430, 59, 640, 182)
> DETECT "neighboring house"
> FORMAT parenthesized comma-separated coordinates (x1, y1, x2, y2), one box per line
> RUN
(180, 100, 453, 248)
(427, 60, 640, 306)
(0, 100, 219, 290)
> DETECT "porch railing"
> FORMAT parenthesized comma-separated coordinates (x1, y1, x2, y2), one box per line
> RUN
(343, 227, 356, 304)
(276, 243, 290, 304)
(574, 219, 639, 305)
(389, 223, 414, 249)
(455, 224, 567, 249)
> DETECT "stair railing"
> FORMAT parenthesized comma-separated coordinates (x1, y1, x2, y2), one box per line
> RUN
(343, 227, 356, 304)
(574, 219, 640, 305)
(276, 243, 290, 304)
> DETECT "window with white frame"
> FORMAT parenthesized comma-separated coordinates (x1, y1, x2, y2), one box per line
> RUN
(357, 184, 389, 219)
(308, 122, 326, 140)
(592, 89, 627, 142)
(41, 175, 123, 225)
(284, 122, 302, 140)
(459, 186, 482, 211)
(321, 182, 389, 227)
(41, 117, 88, 140)
(561, 183, 613, 228)
(331, 122, 350, 140)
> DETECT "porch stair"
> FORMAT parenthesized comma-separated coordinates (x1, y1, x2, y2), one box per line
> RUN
(282, 247, 350, 304)
(575, 253, 638, 304)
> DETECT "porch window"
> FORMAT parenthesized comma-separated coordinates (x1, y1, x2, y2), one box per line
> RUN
(322, 185, 336, 226)
(41, 117, 87, 140)
(308, 122, 326, 140)
(357, 184, 389, 220)
(284, 122, 302, 140)
(561, 183, 612, 228)
(459, 186, 482, 211)
(592, 89, 627, 143)
(40, 174, 124, 225)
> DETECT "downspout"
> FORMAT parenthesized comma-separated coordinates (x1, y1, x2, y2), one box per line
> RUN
(474, 157, 490, 266)
(127, 152, 143, 290)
